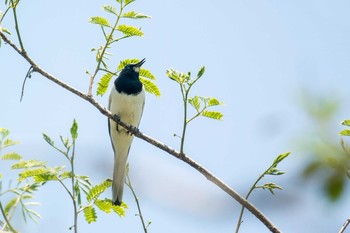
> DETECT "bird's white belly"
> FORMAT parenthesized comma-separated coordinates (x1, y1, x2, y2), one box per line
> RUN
(109, 87, 145, 131)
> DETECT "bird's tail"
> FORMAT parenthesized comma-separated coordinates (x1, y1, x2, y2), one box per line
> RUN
(112, 149, 129, 206)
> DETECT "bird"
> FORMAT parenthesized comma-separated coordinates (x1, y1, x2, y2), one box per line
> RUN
(108, 58, 146, 206)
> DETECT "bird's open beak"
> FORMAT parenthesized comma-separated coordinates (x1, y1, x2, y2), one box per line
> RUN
(135, 58, 146, 67)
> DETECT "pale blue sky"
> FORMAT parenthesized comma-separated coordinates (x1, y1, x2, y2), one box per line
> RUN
(1, 0, 350, 232)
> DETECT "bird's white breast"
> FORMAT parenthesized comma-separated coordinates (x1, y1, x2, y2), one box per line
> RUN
(109, 87, 145, 129)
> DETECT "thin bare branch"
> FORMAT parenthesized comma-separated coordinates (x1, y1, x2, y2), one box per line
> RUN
(0, 31, 282, 233)
(338, 217, 350, 233)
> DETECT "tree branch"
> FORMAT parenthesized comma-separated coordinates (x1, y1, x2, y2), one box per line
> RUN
(338, 216, 350, 233)
(0, 31, 282, 233)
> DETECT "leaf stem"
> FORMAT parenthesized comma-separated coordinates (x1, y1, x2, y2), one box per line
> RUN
(70, 140, 78, 233)
(125, 171, 148, 233)
(11, 0, 25, 52)
(88, 1, 124, 96)
(235, 162, 277, 233)
(180, 84, 189, 154)
(0, 201, 18, 233)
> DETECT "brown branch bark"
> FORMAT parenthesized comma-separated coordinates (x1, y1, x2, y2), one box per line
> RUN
(0, 31, 282, 233)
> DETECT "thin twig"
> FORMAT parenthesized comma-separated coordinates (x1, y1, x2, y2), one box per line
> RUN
(338, 217, 350, 233)
(0, 202, 17, 233)
(20, 66, 34, 102)
(10, 0, 25, 52)
(235, 162, 276, 233)
(125, 171, 149, 233)
(0, 31, 282, 233)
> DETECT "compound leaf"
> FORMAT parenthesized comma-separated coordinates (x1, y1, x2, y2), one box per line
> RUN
(89, 16, 111, 28)
(83, 206, 97, 224)
(117, 24, 144, 37)
(97, 72, 113, 96)
(140, 77, 160, 97)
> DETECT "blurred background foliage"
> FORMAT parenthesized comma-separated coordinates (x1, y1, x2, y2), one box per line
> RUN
(295, 91, 350, 201)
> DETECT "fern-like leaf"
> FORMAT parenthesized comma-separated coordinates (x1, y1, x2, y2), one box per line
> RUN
(188, 96, 201, 111)
(97, 72, 113, 96)
(83, 206, 97, 224)
(94, 199, 113, 214)
(140, 77, 161, 97)
(122, 11, 151, 19)
(117, 24, 144, 37)
(1, 152, 22, 160)
(102, 5, 117, 15)
(5, 198, 17, 214)
(42, 133, 54, 146)
(12, 160, 46, 169)
(340, 129, 350, 137)
(207, 97, 222, 107)
(18, 168, 49, 181)
(341, 120, 350, 127)
(89, 16, 111, 28)
(201, 111, 223, 120)
(111, 203, 127, 217)
(124, 0, 136, 7)
(117, 58, 140, 70)
(86, 179, 112, 202)
(140, 68, 156, 80)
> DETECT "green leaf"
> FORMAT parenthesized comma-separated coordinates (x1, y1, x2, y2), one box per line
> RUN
(97, 72, 113, 96)
(0, 128, 10, 138)
(140, 68, 156, 80)
(201, 110, 223, 120)
(207, 97, 222, 107)
(340, 129, 350, 137)
(89, 16, 111, 28)
(124, 0, 136, 7)
(60, 171, 73, 179)
(83, 206, 97, 224)
(140, 77, 161, 97)
(18, 168, 49, 181)
(111, 202, 127, 217)
(122, 11, 151, 19)
(1, 27, 11, 35)
(266, 167, 285, 176)
(166, 69, 190, 84)
(86, 179, 112, 202)
(341, 120, 350, 127)
(42, 133, 54, 146)
(102, 5, 117, 15)
(117, 24, 144, 37)
(2, 138, 19, 148)
(197, 66, 205, 79)
(117, 58, 140, 70)
(70, 119, 78, 141)
(273, 152, 291, 165)
(1, 152, 22, 160)
(188, 96, 201, 111)
(5, 198, 17, 214)
(94, 199, 113, 214)
(257, 182, 282, 195)
(325, 172, 345, 201)
(12, 160, 46, 169)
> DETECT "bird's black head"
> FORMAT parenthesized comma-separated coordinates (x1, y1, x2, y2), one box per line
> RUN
(119, 58, 145, 78)
(115, 58, 146, 95)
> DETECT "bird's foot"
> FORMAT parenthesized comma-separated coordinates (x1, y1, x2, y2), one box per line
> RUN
(113, 114, 121, 132)
(126, 125, 139, 136)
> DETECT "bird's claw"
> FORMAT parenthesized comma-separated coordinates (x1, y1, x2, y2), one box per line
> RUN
(113, 114, 121, 132)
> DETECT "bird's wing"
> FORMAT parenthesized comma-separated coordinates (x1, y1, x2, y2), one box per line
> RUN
(108, 93, 115, 153)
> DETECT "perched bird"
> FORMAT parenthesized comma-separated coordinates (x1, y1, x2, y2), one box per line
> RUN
(108, 58, 146, 205)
